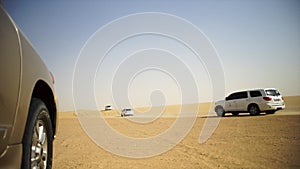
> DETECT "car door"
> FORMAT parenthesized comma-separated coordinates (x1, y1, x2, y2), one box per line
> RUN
(249, 90, 263, 106)
(0, 6, 21, 155)
(235, 91, 248, 111)
(225, 93, 238, 111)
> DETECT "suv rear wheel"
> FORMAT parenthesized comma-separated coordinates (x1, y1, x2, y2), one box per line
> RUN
(22, 98, 53, 169)
(248, 104, 260, 116)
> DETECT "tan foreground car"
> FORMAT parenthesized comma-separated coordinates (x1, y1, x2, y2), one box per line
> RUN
(0, 4, 57, 169)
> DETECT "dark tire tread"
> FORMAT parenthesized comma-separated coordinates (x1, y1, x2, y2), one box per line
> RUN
(22, 98, 53, 169)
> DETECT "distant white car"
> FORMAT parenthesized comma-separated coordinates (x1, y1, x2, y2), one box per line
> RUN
(121, 108, 134, 117)
(215, 88, 285, 117)
(105, 105, 112, 111)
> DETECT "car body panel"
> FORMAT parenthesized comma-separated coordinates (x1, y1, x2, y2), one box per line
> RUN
(0, 144, 22, 169)
(0, 4, 22, 157)
(236, 97, 248, 111)
(225, 99, 236, 112)
(9, 32, 56, 144)
(234, 91, 248, 111)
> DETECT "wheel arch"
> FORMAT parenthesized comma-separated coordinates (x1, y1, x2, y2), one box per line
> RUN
(31, 80, 57, 138)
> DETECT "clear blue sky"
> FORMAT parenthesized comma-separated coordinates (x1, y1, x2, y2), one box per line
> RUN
(3, 0, 300, 112)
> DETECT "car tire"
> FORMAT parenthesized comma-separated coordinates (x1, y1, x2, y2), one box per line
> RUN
(266, 110, 276, 114)
(22, 98, 53, 169)
(232, 112, 239, 116)
(215, 106, 225, 117)
(248, 104, 260, 116)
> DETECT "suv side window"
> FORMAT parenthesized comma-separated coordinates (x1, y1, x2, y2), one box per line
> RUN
(236, 91, 247, 99)
(250, 91, 262, 97)
(227, 93, 237, 100)
(227, 91, 247, 100)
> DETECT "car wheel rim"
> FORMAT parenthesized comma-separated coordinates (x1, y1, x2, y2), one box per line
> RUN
(31, 120, 47, 169)
(250, 106, 257, 114)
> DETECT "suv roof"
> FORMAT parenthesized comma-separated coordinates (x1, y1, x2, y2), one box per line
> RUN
(228, 88, 278, 94)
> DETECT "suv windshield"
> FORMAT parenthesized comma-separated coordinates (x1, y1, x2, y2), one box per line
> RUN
(265, 90, 280, 96)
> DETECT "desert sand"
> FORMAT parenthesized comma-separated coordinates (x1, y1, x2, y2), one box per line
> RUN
(53, 96, 300, 169)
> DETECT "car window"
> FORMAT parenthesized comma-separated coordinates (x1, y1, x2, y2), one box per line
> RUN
(227, 91, 247, 100)
(266, 90, 280, 96)
(250, 91, 262, 97)
(236, 92, 247, 99)
(226, 93, 236, 100)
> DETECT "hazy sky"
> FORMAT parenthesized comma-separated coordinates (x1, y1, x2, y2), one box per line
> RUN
(3, 0, 300, 112)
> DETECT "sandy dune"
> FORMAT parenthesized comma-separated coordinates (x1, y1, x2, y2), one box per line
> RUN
(99, 102, 213, 118)
(53, 96, 300, 168)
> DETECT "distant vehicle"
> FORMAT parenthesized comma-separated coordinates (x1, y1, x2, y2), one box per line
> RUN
(0, 4, 57, 169)
(215, 88, 285, 117)
(105, 105, 112, 111)
(121, 108, 134, 117)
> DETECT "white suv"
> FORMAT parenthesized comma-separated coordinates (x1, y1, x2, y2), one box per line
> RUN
(121, 108, 134, 117)
(215, 88, 285, 117)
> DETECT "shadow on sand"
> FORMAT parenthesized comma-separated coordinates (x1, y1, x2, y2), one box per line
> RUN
(201, 112, 271, 118)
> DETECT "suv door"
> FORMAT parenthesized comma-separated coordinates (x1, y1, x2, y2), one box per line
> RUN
(234, 91, 249, 111)
(225, 92, 239, 111)
(249, 90, 263, 104)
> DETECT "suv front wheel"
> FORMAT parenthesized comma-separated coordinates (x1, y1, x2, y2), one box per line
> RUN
(215, 106, 225, 117)
(22, 98, 53, 169)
